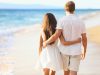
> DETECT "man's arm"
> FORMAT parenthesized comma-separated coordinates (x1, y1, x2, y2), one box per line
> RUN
(59, 34, 81, 45)
(43, 29, 62, 47)
(81, 33, 87, 59)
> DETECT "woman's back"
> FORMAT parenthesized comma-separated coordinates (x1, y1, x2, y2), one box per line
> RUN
(40, 27, 63, 71)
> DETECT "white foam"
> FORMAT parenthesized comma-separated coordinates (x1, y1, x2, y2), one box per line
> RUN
(79, 11, 100, 28)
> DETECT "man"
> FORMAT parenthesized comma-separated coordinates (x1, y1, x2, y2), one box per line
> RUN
(43, 1, 87, 75)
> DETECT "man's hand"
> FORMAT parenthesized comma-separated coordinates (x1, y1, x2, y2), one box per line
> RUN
(81, 50, 86, 60)
(81, 33, 87, 60)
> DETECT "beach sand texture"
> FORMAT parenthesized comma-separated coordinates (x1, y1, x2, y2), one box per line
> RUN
(0, 12, 100, 75)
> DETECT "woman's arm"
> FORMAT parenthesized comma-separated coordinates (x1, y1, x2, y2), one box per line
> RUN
(38, 34, 43, 55)
(39, 29, 47, 55)
(59, 33, 81, 45)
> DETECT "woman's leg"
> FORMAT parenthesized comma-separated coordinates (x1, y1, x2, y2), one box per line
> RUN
(51, 70, 56, 75)
(43, 68, 50, 75)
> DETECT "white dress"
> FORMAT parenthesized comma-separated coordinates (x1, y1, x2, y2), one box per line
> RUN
(40, 42, 63, 71)
(40, 30, 63, 71)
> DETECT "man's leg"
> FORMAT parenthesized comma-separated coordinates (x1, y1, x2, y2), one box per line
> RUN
(64, 70, 70, 75)
(43, 68, 50, 75)
(61, 53, 70, 75)
(51, 70, 56, 75)
(70, 71, 77, 75)
(69, 55, 81, 75)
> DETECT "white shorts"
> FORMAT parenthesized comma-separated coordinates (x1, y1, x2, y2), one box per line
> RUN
(61, 53, 81, 72)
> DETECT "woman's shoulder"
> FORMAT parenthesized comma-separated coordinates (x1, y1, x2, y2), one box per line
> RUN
(40, 28, 45, 34)
(40, 28, 46, 41)
(40, 28, 44, 34)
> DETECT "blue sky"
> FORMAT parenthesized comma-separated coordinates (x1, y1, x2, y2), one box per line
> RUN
(0, 0, 100, 9)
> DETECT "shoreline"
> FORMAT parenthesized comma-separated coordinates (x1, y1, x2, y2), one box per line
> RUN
(0, 11, 100, 75)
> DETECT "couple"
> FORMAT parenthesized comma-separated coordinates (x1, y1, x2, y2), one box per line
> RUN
(38, 1, 87, 75)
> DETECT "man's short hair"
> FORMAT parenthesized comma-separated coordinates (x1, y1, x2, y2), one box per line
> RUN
(65, 1, 75, 13)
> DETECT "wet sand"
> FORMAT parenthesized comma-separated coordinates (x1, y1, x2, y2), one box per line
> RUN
(0, 12, 100, 75)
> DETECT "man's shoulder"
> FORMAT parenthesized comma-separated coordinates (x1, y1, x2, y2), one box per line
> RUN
(74, 15, 83, 21)
(71, 15, 84, 24)
(58, 16, 68, 22)
(59, 16, 65, 19)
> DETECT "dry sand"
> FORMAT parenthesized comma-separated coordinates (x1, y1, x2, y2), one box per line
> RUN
(13, 25, 100, 75)
(0, 12, 100, 75)
(87, 26, 100, 44)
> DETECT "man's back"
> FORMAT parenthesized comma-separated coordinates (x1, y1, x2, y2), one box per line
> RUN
(57, 14, 86, 55)
(58, 14, 85, 41)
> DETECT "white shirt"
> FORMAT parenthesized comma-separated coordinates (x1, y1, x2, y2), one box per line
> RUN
(57, 14, 86, 55)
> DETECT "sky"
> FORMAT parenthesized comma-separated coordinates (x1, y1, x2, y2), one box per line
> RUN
(0, 0, 100, 9)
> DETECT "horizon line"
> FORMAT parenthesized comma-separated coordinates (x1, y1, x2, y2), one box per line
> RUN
(0, 8, 100, 10)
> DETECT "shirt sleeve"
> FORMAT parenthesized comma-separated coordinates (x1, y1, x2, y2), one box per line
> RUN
(56, 19, 63, 29)
(81, 21, 86, 34)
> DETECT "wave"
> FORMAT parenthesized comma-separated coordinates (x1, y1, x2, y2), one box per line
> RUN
(79, 11, 100, 20)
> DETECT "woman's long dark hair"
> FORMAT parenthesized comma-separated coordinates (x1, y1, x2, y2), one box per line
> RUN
(42, 13, 57, 44)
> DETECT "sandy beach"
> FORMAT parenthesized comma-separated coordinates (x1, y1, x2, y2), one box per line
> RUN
(87, 26, 100, 44)
(0, 11, 100, 75)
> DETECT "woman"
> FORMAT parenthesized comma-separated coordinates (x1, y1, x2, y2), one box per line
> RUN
(39, 13, 81, 75)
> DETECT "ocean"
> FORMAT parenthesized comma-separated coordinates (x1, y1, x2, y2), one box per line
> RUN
(0, 9, 100, 29)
